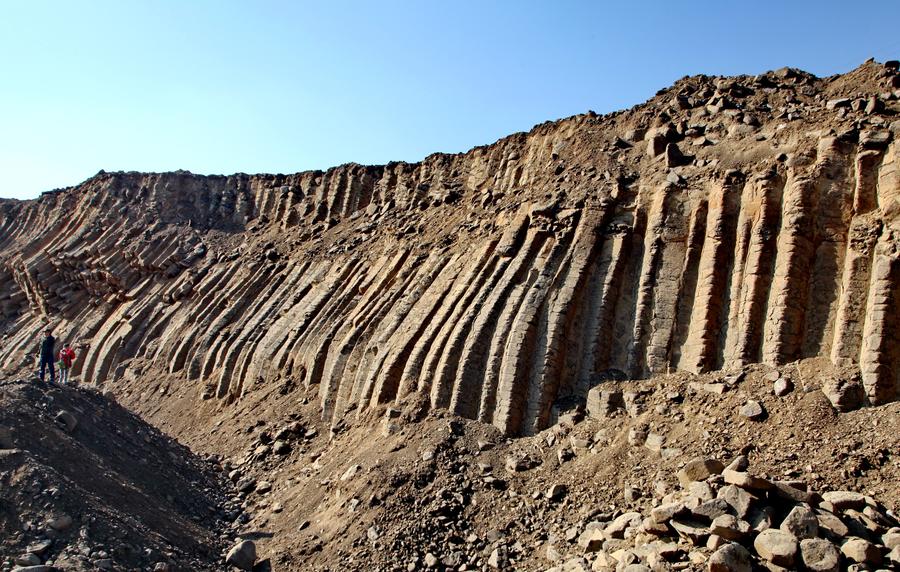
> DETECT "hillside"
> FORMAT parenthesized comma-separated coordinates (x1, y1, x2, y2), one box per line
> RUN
(0, 380, 230, 571)
(1, 59, 900, 571)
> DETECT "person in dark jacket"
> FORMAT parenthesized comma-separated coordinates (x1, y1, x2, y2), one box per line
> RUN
(38, 328, 56, 384)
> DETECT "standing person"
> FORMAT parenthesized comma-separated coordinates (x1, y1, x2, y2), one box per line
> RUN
(58, 342, 76, 385)
(38, 329, 56, 384)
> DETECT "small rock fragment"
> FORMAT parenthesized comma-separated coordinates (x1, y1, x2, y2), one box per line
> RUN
(738, 400, 765, 421)
(677, 458, 725, 486)
(773, 377, 794, 396)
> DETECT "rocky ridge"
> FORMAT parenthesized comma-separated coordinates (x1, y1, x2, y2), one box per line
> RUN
(2, 60, 900, 571)
(1, 61, 900, 438)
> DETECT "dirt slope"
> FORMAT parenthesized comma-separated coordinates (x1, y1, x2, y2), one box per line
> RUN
(108, 357, 900, 571)
(0, 380, 230, 571)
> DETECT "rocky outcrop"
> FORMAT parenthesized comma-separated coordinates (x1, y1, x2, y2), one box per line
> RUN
(2, 61, 900, 434)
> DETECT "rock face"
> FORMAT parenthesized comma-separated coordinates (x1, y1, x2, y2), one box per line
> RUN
(2, 61, 900, 435)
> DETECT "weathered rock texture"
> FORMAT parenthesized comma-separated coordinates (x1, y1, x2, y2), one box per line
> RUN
(2, 61, 900, 434)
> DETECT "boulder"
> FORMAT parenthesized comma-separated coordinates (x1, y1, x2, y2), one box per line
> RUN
(605, 512, 643, 539)
(799, 538, 840, 572)
(772, 481, 818, 505)
(753, 529, 798, 567)
(225, 540, 256, 571)
(840, 537, 882, 565)
(821, 491, 866, 511)
(748, 505, 776, 532)
(25, 540, 52, 556)
(15, 554, 42, 566)
(340, 464, 361, 481)
(722, 469, 771, 491)
(689, 481, 715, 501)
(724, 455, 749, 472)
(717, 485, 754, 518)
(54, 410, 78, 433)
(488, 547, 506, 568)
(677, 458, 725, 486)
(779, 504, 818, 539)
(587, 385, 625, 419)
(888, 545, 900, 568)
(883, 530, 900, 550)
(647, 133, 668, 158)
(670, 519, 709, 544)
(815, 509, 850, 540)
(642, 516, 671, 535)
(577, 528, 605, 552)
(663, 143, 687, 167)
(0, 426, 12, 449)
(644, 432, 665, 452)
(505, 456, 529, 472)
(47, 514, 73, 531)
(546, 483, 567, 501)
(708, 542, 752, 572)
(651, 502, 686, 524)
(710, 514, 750, 541)
(627, 427, 647, 446)
(773, 377, 794, 396)
(692, 499, 731, 521)
(624, 128, 647, 142)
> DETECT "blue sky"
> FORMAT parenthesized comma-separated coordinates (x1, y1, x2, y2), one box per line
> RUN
(1, 1, 898, 200)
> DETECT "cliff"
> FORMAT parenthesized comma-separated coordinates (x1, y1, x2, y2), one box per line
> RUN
(2, 60, 899, 435)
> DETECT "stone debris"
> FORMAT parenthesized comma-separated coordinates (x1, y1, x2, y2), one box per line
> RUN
(0, 383, 232, 572)
(536, 456, 898, 572)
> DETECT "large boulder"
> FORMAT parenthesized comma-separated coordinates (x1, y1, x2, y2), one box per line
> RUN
(753, 529, 798, 567)
(708, 542, 752, 572)
(840, 537, 882, 566)
(779, 504, 818, 539)
(225, 540, 256, 570)
(799, 538, 840, 572)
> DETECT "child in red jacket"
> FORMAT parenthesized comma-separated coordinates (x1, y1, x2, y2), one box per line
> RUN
(58, 343, 76, 385)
